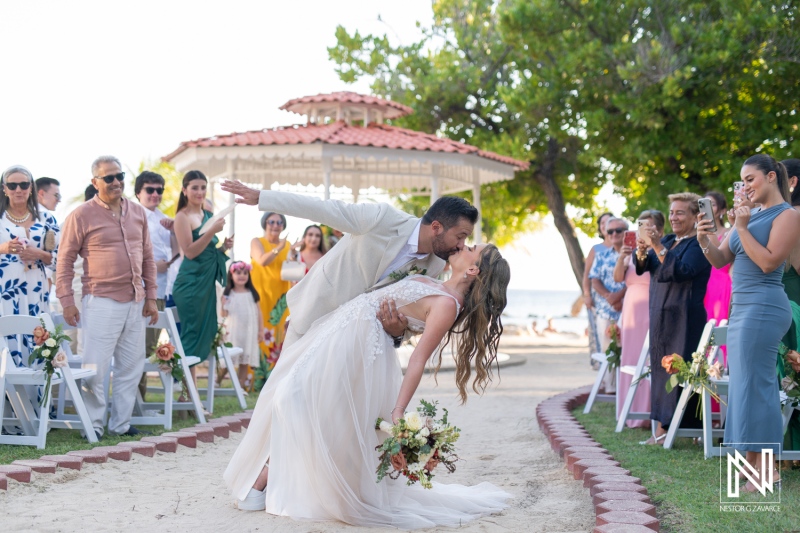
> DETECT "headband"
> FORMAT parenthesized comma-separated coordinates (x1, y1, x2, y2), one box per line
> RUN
(229, 261, 251, 273)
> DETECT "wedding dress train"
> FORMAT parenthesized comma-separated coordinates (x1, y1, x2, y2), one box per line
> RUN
(224, 276, 510, 529)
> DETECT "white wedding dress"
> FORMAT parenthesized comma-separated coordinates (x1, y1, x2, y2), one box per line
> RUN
(224, 276, 510, 529)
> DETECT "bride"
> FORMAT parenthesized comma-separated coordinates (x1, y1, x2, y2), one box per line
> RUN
(224, 243, 511, 529)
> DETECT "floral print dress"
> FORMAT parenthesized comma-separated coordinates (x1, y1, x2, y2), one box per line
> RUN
(0, 211, 59, 367)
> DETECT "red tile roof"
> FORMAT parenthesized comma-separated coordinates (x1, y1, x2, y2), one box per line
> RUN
(163, 121, 529, 169)
(280, 91, 414, 119)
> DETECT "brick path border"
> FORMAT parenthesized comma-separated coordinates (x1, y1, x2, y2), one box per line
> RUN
(537, 386, 660, 533)
(0, 410, 254, 492)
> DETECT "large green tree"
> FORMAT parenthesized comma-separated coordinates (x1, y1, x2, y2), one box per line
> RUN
(330, 0, 800, 288)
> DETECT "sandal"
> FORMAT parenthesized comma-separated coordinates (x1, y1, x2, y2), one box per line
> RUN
(639, 433, 666, 446)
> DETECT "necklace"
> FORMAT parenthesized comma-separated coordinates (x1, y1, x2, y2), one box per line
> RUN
(5, 210, 31, 224)
(674, 233, 695, 243)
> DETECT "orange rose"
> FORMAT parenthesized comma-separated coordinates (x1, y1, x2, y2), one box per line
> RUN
(662, 354, 680, 375)
(32, 326, 48, 345)
(156, 343, 175, 361)
(390, 453, 408, 472)
(787, 350, 800, 373)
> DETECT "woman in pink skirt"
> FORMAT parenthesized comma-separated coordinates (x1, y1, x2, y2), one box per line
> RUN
(613, 210, 665, 428)
(702, 191, 732, 365)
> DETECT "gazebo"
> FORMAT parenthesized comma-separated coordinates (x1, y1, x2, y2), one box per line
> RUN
(164, 91, 528, 241)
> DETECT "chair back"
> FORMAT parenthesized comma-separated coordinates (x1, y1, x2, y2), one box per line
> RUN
(0, 315, 49, 370)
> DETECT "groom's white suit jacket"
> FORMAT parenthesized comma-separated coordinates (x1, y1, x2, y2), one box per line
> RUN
(258, 190, 446, 343)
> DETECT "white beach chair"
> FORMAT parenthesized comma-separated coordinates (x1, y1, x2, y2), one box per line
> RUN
(615, 332, 651, 432)
(583, 352, 616, 414)
(0, 314, 97, 448)
(663, 319, 730, 459)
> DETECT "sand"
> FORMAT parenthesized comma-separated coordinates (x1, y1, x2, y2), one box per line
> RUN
(0, 335, 596, 533)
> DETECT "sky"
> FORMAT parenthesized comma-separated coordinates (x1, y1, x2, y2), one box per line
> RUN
(0, 1, 621, 292)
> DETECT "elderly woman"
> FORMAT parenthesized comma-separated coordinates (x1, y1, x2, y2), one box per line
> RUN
(589, 217, 628, 393)
(250, 212, 292, 367)
(699, 155, 800, 490)
(0, 165, 60, 367)
(636, 192, 711, 445)
(613, 210, 665, 428)
(583, 212, 613, 357)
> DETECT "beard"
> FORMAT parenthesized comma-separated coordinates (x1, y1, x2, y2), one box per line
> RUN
(431, 234, 458, 261)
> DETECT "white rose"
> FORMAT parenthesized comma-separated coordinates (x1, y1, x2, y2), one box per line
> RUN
(419, 427, 430, 437)
(42, 349, 51, 357)
(51, 350, 68, 368)
(378, 420, 394, 434)
(417, 435, 427, 444)
(45, 338, 57, 348)
(404, 412, 422, 431)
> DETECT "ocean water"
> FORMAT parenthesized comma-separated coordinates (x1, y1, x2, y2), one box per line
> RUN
(503, 289, 588, 335)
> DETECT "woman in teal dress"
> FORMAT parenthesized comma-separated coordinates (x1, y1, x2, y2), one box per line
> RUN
(698, 154, 800, 492)
(172, 170, 233, 379)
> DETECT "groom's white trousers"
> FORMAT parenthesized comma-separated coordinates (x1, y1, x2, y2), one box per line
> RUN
(80, 295, 146, 437)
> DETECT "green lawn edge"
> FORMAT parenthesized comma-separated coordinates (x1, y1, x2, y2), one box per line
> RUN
(574, 402, 799, 533)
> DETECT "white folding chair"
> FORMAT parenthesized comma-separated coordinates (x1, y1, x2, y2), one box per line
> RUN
(615, 332, 651, 432)
(583, 351, 616, 413)
(0, 314, 97, 448)
(663, 319, 730, 458)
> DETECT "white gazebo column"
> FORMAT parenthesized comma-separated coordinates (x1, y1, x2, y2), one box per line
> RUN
(227, 159, 236, 260)
(322, 156, 332, 200)
(472, 167, 482, 243)
(430, 164, 440, 203)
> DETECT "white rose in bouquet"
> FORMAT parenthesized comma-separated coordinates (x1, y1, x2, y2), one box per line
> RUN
(419, 427, 430, 437)
(42, 349, 51, 357)
(404, 412, 422, 431)
(45, 338, 57, 348)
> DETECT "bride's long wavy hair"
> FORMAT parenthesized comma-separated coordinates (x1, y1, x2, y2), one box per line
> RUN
(437, 244, 510, 403)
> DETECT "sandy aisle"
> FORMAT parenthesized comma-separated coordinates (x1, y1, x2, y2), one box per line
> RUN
(0, 336, 596, 533)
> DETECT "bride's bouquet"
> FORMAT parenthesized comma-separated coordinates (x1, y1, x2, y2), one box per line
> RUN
(375, 399, 460, 489)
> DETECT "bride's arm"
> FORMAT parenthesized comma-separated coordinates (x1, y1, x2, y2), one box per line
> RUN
(391, 298, 458, 423)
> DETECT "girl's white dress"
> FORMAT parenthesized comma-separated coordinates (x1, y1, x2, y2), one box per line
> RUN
(224, 276, 510, 529)
(224, 291, 260, 367)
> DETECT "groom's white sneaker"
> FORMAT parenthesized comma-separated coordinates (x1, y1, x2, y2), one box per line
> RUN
(237, 488, 266, 511)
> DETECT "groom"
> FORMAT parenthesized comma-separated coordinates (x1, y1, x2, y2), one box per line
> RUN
(220, 180, 478, 348)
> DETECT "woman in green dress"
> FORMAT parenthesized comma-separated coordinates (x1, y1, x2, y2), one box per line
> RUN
(779, 158, 800, 452)
(172, 170, 233, 380)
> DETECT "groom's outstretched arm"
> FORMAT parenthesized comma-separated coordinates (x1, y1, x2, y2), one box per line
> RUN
(221, 180, 392, 236)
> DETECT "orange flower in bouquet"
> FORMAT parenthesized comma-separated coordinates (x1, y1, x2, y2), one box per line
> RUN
(33, 325, 50, 345)
(156, 343, 175, 361)
(661, 354, 681, 375)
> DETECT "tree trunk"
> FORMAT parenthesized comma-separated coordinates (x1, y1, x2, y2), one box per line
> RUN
(532, 137, 586, 289)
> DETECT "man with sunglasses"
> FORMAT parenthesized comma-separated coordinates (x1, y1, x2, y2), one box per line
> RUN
(134, 170, 177, 401)
(35, 177, 62, 213)
(56, 155, 159, 440)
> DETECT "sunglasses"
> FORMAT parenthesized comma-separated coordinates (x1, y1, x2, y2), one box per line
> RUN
(267, 220, 284, 226)
(4, 182, 32, 191)
(97, 172, 125, 184)
(144, 186, 164, 195)
(606, 228, 626, 235)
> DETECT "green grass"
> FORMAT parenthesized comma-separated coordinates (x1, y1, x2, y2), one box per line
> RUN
(1, 377, 258, 465)
(575, 402, 800, 533)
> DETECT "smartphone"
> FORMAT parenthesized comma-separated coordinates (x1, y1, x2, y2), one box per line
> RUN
(623, 231, 637, 248)
(697, 198, 717, 233)
(638, 219, 652, 241)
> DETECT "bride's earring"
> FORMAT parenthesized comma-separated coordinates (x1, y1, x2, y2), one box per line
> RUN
(463, 273, 467, 279)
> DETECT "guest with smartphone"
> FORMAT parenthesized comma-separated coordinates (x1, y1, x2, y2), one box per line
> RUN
(697, 154, 800, 491)
(589, 217, 629, 393)
(636, 192, 711, 445)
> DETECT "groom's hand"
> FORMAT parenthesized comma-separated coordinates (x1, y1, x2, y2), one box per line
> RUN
(220, 179, 260, 206)
(378, 299, 407, 338)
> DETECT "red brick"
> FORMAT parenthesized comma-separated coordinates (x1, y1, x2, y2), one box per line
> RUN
(244, 409, 254, 414)
(565, 446, 611, 456)
(217, 416, 243, 432)
(573, 459, 621, 479)
(558, 439, 602, 455)
(552, 436, 598, 451)
(582, 467, 632, 484)
(67, 449, 108, 464)
(597, 500, 657, 517)
(594, 525, 655, 533)
(566, 452, 612, 472)
(117, 441, 157, 457)
(182, 426, 215, 443)
(591, 482, 647, 497)
(0, 474, 6, 490)
(142, 436, 179, 452)
(198, 422, 230, 438)
(593, 491, 652, 507)
(39, 455, 83, 470)
(162, 432, 198, 448)
(234, 413, 252, 428)
(596, 510, 659, 531)
(0, 465, 32, 482)
(12, 459, 58, 474)
(586, 474, 641, 489)
(93, 446, 133, 461)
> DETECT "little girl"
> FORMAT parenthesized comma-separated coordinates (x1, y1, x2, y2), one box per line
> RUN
(220, 261, 264, 390)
